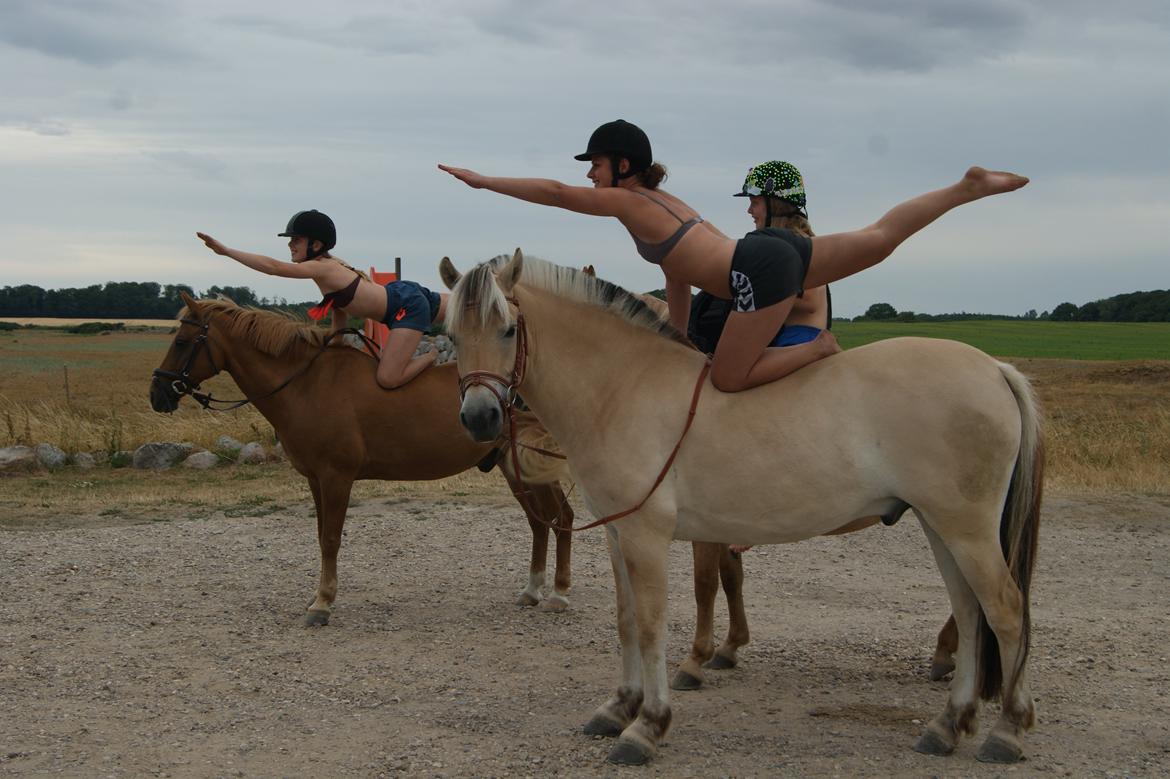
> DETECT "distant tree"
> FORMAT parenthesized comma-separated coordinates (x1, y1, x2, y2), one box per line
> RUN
(864, 302, 898, 320)
(895, 310, 917, 322)
(1076, 301, 1100, 321)
(1023, 309, 1038, 320)
(1050, 302, 1078, 321)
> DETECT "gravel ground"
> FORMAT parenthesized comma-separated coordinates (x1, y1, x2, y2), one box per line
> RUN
(1, 487, 1168, 778)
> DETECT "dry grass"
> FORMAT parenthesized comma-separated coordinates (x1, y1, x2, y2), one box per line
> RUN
(1, 330, 1168, 496)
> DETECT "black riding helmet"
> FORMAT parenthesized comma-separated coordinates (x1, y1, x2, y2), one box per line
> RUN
(574, 120, 652, 187)
(278, 210, 336, 260)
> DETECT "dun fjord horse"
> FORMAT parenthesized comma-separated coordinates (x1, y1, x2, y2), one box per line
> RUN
(443, 252, 1043, 766)
(578, 265, 960, 689)
(149, 292, 574, 624)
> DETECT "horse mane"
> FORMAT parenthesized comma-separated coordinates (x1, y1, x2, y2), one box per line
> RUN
(448, 254, 692, 347)
(180, 297, 329, 357)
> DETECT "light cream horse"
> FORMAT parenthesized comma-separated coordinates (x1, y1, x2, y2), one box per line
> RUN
(441, 252, 1043, 766)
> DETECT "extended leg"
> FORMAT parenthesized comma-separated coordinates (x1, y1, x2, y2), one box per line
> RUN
(805, 167, 1029, 290)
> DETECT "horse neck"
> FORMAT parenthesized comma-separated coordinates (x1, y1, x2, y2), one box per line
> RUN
(210, 321, 317, 425)
(514, 285, 701, 454)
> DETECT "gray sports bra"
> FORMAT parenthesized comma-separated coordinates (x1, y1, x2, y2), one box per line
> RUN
(626, 190, 704, 265)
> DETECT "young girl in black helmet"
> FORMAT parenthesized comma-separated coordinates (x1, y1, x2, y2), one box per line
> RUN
(197, 209, 448, 389)
(440, 120, 1028, 392)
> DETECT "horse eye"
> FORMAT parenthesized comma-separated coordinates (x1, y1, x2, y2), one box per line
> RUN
(503, 325, 516, 338)
(175, 339, 189, 347)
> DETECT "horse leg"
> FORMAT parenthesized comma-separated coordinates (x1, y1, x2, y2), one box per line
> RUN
(930, 614, 959, 681)
(304, 473, 354, 627)
(607, 522, 674, 765)
(946, 536, 1035, 763)
(671, 541, 720, 691)
(914, 520, 982, 757)
(584, 526, 644, 738)
(709, 543, 750, 669)
(501, 471, 548, 607)
(543, 480, 573, 612)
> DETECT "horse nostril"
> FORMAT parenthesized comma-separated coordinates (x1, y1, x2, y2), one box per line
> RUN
(460, 411, 469, 428)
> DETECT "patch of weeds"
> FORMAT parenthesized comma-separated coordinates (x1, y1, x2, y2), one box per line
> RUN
(230, 469, 264, 481)
(109, 451, 132, 469)
(99, 507, 125, 517)
(450, 490, 470, 497)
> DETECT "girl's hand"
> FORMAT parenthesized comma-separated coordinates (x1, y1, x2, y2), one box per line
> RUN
(438, 164, 487, 189)
(196, 232, 231, 256)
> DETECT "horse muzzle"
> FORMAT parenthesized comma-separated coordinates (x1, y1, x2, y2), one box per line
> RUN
(459, 392, 503, 442)
(149, 373, 182, 413)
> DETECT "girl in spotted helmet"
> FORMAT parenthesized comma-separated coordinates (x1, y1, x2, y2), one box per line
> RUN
(691, 160, 833, 355)
(440, 122, 1028, 392)
(196, 210, 449, 389)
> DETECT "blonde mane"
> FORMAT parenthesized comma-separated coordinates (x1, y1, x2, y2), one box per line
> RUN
(180, 298, 331, 357)
(448, 255, 691, 347)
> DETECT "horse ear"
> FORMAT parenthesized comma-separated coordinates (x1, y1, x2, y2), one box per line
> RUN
(180, 290, 198, 310)
(499, 248, 524, 295)
(439, 257, 461, 290)
(582, 264, 595, 277)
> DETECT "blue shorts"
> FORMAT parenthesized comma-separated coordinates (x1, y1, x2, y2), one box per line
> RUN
(770, 324, 821, 348)
(382, 280, 440, 331)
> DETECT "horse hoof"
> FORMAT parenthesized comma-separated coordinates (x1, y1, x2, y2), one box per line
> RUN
(583, 713, 624, 738)
(670, 669, 703, 691)
(606, 738, 653, 765)
(302, 610, 330, 627)
(929, 660, 955, 681)
(702, 653, 737, 671)
(913, 727, 954, 756)
(516, 591, 541, 607)
(976, 735, 1023, 763)
(538, 595, 569, 613)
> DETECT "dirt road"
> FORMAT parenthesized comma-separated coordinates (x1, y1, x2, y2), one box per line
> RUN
(2, 485, 1168, 777)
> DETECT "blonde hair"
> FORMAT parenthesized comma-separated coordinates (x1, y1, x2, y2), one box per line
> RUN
(766, 199, 815, 237)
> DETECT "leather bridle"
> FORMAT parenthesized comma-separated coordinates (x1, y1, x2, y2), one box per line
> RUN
(456, 301, 711, 533)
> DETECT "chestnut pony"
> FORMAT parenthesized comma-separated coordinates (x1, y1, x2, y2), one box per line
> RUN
(149, 292, 574, 625)
(443, 252, 1043, 766)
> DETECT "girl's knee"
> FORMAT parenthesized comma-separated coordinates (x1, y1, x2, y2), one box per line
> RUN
(376, 368, 407, 389)
(710, 367, 748, 393)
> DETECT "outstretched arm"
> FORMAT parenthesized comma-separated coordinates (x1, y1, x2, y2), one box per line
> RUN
(438, 165, 631, 218)
(196, 232, 323, 279)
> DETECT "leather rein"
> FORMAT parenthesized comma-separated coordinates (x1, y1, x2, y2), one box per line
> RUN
(458, 305, 711, 533)
(152, 315, 378, 411)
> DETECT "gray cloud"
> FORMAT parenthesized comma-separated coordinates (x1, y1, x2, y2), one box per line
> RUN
(0, 0, 196, 66)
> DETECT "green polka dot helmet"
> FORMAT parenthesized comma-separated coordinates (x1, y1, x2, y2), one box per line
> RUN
(733, 160, 807, 208)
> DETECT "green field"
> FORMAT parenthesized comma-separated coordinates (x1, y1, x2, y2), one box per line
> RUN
(832, 320, 1170, 361)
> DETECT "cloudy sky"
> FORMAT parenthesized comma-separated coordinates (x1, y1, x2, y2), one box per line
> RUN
(1, 0, 1166, 316)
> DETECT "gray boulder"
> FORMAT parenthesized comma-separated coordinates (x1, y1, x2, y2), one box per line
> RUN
(132, 442, 193, 470)
(182, 451, 221, 470)
(72, 452, 97, 469)
(0, 446, 36, 472)
(215, 435, 244, 456)
(237, 442, 268, 464)
(34, 443, 68, 469)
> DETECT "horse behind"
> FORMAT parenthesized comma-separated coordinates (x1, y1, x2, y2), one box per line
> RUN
(149, 292, 574, 625)
(444, 251, 1043, 766)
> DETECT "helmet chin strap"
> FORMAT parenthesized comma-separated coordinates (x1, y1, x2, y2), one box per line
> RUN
(609, 154, 640, 187)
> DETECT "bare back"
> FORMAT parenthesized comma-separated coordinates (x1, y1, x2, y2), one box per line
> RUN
(621, 187, 736, 296)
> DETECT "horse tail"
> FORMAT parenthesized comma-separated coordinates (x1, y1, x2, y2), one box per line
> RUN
(977, 361, 1045, 706)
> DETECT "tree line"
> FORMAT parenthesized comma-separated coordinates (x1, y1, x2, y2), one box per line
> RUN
(0, 282, 314, 319)
(2, 281, 1168, 323)
(854, 290, 1170, 323)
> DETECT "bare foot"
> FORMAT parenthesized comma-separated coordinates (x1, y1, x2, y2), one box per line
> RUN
(730, 545, 752, 554)
(961, 166, 1030, 199)
(814, 329, 842, 358)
